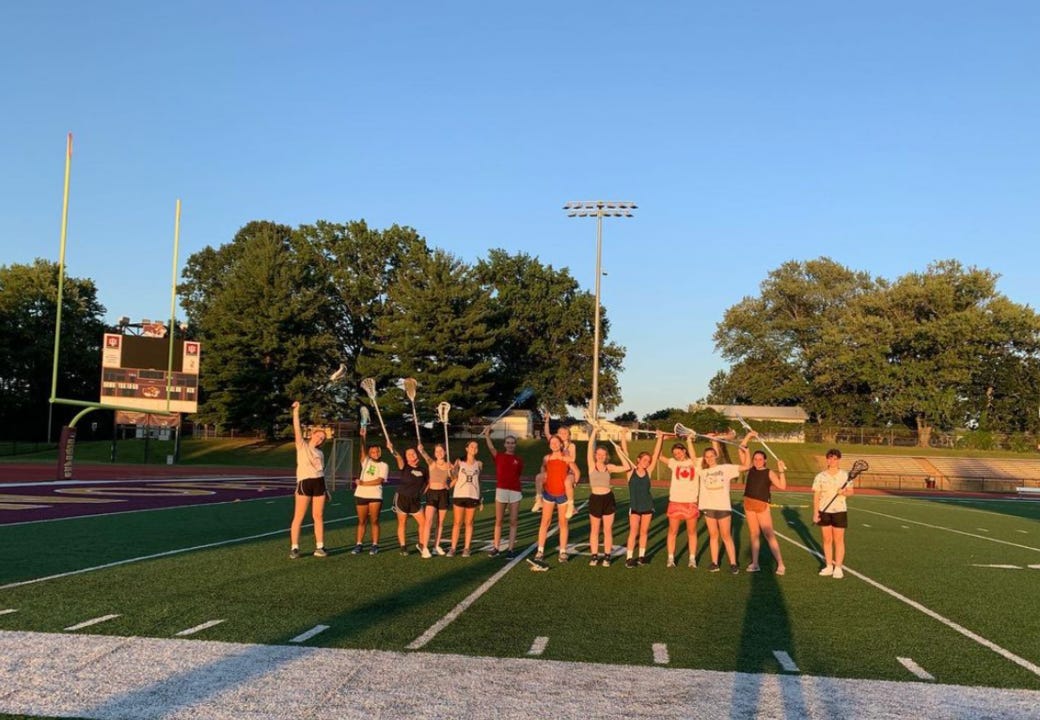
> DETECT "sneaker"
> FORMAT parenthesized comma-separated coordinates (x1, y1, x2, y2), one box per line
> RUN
(289, 547, 300, 560)
(488, 547, 500, 558)
(746, 564, 760, 573)
(709, 563, 721, 573)
(565, 501, 575, 519)
(527, 557, 549, 572)
(369, 544, 379, 556)
(625, 558, 637, 569)
(819, 565, 834, 577)
(462, 547, 471, 558)
(420, 545, 432, 559)
(534, 552, 545, 563)
(446, 547, 456, 558)
(313, 547, 327, 558)
(688, 557, 697, 569)
(833, 566, 844, 579)
(730, 565, 739, 575)
(601, 555, 612, 568)
(351, 543, 364, 555)
(434, 545, 446, 556)
(637, 556, 649, 566)
(558, 552, 568, 563)
(589, 553, 600, 567)
(399, 546, 409, 556)
(505, 549, 518, 560)
(666, 557, 676, 568)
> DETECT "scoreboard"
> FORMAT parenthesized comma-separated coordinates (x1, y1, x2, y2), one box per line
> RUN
(99, 333, 201, 413)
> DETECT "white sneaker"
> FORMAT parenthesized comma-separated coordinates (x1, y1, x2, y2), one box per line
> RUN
(819, 565, 834, 577)
(833, 566, 844, 579)
(666, 557, 676, 568)
(688, 557, 697, 569)
(565, 501, 575, 519)
(434, 545, 446, 556)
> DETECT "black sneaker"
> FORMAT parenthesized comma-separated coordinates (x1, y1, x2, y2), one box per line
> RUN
(399, 546, 409, 556)
(730, 565, 739, 575)
(488, 547, 500, 558)
(505, 549, 518, 560)
(601, 555, 612, 568)
(313, 547, 327, 558)
(289, 548, 300, 560)
(369, 544, 379, 555)
(350, 543, 363, 555)
(637, 556, 649, 566)
(625, 558, 637, 569)
(589, 553, 600, 567)
(709, 563, 721, 573)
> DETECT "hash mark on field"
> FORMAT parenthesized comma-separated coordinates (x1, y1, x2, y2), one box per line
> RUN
(773, 650, 799, 672)
(976, 528, 990, 533)
(972, 564, 1021, 570)
(175, 619, 226, 636)
(862, 524, 872, 527)
(64, 614, 120, 631)
(901, 525, 910, 529)
(527, 636, 548, 656)
(652, 643, 669, 665)
(898, 657, 935, 681)
(1017, 530, 1029, 534)
(290, 625, 329, 643)
(1029, 564, 1040, 570)
(0, 609, 17, 616)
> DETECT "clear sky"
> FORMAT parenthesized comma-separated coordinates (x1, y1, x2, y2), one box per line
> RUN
(2, 2, 1038, 418)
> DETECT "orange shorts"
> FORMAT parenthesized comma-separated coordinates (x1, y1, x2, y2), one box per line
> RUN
(666, 501, 699, 520)
(743, 497, 770, 513)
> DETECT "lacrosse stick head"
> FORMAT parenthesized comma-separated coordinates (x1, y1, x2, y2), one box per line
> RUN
(514, 387, 534, 405)
(733, 412, 753, 431)
(403, 377, 418, 402)
(328, 363, 347, 384)
(359, 405, 370, 429)
(436, 401, 451, 424)
(848, 459, 869, 481)
(360, 377, 377, 401)
(673, 423, 694, 439)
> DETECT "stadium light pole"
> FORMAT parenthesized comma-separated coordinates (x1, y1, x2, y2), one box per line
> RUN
(563, 200, 636, 425)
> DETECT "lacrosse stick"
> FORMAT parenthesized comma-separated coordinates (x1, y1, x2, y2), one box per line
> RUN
(733, 413, 780, 461)
(402, 378, 421, 446)
(359, 378, 389, 439)
(359, 405, 370, 431)
(487, 387, 535, 427)
(819, 459, 869, 513)
(673, 423, 744, 447)
(582, 408, 634, 468)
(437, 401, 451, 462)
(317, 363, 348, 392)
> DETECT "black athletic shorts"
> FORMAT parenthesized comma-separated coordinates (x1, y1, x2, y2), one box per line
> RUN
(426, 488, 450, 510)
(588, 491, 617, 518)
(702, 509, 732, 520)
(296, 476, 327, 497)
(453, 497, 480, 509)
(817, 511, 848, 528)
(355, 496, 382, 506)
(394, 492, 423, 515)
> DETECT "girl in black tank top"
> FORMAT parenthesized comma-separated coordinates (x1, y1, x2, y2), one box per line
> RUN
(741, 439, 787, 575)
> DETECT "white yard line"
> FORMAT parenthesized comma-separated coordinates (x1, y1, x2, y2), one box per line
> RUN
(527, 636, 549, 656)
(853, 507, 1040, 553)
(3, 631, 1039, 720)
(652, 643, 670, 665)
(898, 657, 935, 681)
(0, 516, 355, 591)
(64, 614, 120, 631)
(773, 650, 800, 672)
(175, 619, 226, 637)
(0, 609, 17, 616)
(972, 564, 1022, 570)
(406, 500, 589, 651)
(289, 625, 329, 643)
(732, 507, 1040, 680)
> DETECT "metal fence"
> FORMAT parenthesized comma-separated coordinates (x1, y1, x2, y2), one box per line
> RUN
(0, 441, 58, 457)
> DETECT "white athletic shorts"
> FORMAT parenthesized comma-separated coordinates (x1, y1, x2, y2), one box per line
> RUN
(495, 489, 523, 504)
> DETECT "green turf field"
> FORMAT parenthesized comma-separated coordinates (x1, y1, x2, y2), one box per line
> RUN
(1, 483, 1037, 694)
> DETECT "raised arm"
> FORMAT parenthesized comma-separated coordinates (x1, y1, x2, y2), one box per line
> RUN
(737, 430, 755, 471)
(292, 401, 303, 444)
(482, 425, 498, 457)
(387, 439, 404, 470)
(770, 460, 788, 490)
(587, 427, 597, 468)
(542, 410, 552, 443)
(417, 443, 432, 465)
(648, 431, 665, 473)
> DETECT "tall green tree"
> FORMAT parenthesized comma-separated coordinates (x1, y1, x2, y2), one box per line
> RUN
(476, 249, 625, 414)
(357, 249, 496, 431)
(0, 259, 106, 439)
(181, 221, 337, 437)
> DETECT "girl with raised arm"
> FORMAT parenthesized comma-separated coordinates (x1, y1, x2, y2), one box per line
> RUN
(699, 430, 754, 573)
(742, 431, 787, 575)
(664, 432, 700, 569)
(448, 440, 483, 557)
(528, 435, 582, 570)
(418, 443, 452, 556)
(354, 426, 388, 555)
(289, 401, 327, 559)
(388, 439, 430, 558)
(625, 431, 664, 568)
(586, 428, 633, 567)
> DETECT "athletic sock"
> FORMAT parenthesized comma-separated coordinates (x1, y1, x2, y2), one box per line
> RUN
(538, 545, 544, 554)
(668, 554, 674, 564)
(627, 550, 634, 559)
(639, 547, 646, 558)
(291, 545, 299, 550)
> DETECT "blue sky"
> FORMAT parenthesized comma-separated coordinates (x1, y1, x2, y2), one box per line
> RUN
(2, 2, 1038, 418)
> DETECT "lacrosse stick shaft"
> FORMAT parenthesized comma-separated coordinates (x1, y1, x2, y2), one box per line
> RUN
(819, 479, 853, 514)
(734, 414, 781, 461)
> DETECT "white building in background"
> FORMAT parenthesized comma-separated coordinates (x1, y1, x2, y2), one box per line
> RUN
(459, 410, 535, 440)
(702, 405, 809, 442)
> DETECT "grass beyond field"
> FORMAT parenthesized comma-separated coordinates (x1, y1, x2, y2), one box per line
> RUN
(1, 482, 1038, 698)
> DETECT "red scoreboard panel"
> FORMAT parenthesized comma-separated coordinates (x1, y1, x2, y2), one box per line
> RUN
(99, 333, 200, 413)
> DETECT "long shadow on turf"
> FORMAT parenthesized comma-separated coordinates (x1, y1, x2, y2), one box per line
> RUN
(781, 506, 824, 568)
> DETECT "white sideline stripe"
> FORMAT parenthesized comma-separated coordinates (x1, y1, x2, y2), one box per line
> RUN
(527, 636, 548, 656)
(64, 614, 120, 631)
(1029, 564, 1040, 570)
(0, 609, 17, 616)
(898, 657, 936, 681)
(1018, 530, 1029, 534)
(773, 650, 799, 672)
(406, 500, 589, 651)
(175, 619, 226, 637)
(0, 515, 356, 591)
(855, 507, 1040, 553)
(652, 643, 669, 665)
(289, 625, 329, 643)
(972, 564, 1022, 570)
(733, 508, 1040, 679)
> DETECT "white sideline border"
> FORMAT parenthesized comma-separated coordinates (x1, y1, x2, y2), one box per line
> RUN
(1, 630, 1038, 720)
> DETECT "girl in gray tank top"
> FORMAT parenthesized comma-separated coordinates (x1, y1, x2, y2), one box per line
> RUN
(586, 430, 634, 567)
